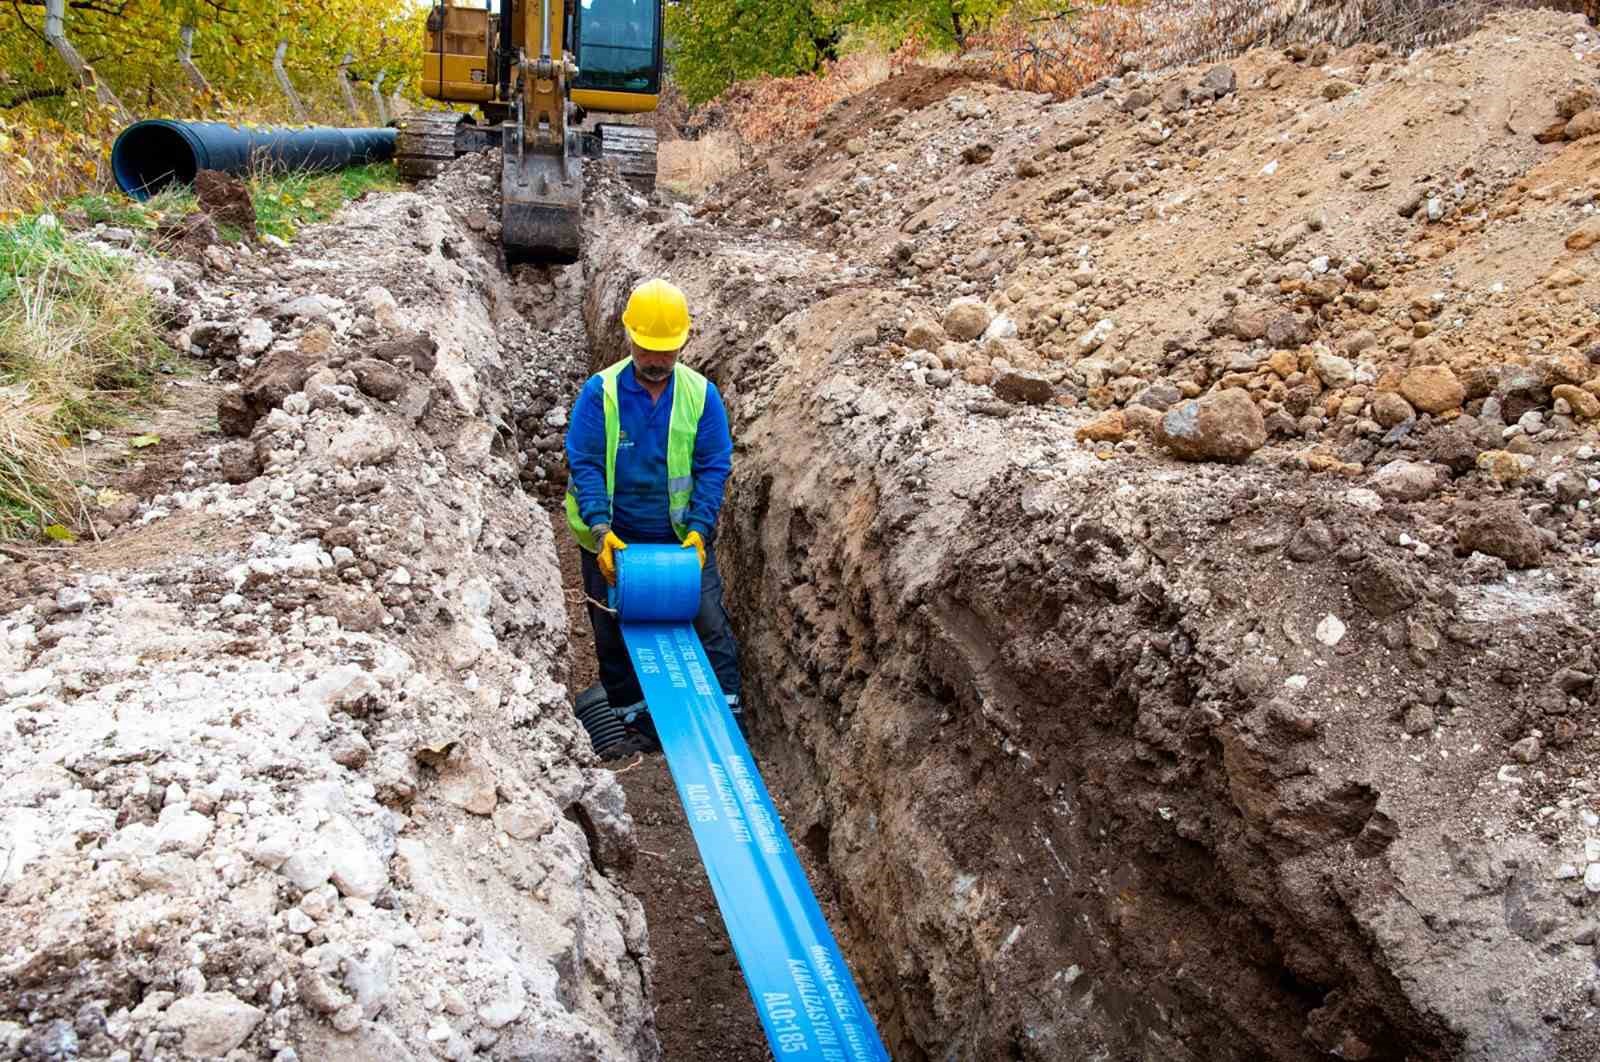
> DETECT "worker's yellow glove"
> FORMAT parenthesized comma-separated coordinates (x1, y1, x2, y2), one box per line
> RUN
(681, 530, 706, 569)
(596, 529, 627, 586)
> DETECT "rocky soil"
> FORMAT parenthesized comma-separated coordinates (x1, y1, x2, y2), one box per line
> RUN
(577, 8, 1600, 1061)
(1, 172, 655, 1060)
(8, 6, 1600, 1062)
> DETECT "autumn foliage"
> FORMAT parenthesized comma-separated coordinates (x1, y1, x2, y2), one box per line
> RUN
(0, 0, 421, 215)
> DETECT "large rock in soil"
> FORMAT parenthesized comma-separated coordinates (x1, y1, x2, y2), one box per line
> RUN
(367, 330, 439, 374)
(162, 992, 263, 1058)
(1156, 387, 1266, 461)
(992, 371, 1053, 405)
(1457, 502, 1545, 568)
(1399, 365, 1465, 414)
(218, 349, 316, 437)
(942, 297, 993, 341)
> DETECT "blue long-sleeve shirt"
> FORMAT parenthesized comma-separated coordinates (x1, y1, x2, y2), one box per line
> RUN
(565, 364, 734, 543)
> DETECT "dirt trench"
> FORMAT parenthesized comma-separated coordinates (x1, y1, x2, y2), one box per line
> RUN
(574, 148, 1600, 1058)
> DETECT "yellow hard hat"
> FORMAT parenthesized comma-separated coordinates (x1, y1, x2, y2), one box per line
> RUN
(622, 278, 691, 352)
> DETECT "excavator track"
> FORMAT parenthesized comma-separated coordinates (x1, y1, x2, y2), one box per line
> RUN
(596, 124, 658, 193)
(394, 111, 465, 181)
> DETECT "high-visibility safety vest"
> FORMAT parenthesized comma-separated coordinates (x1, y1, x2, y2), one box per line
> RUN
(565, 358, 709, 552)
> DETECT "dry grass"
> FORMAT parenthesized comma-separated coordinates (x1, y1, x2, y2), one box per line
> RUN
(658, 131, 746, 199)
(0, 216, 167, 537)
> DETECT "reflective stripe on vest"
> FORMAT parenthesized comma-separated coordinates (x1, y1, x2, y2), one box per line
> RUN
(565, 358, 709, 552)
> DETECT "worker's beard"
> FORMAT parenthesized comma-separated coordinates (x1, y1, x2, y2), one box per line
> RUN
(636, 362, 673, 383)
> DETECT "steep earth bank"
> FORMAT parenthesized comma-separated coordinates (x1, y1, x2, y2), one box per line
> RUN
(582, 9, 1600, 1061)
(1, 169, 656, 1060)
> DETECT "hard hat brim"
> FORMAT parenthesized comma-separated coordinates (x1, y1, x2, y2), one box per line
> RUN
(626, 323, 689, 352)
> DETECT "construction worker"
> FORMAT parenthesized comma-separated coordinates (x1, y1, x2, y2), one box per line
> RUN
(563, 277, 743, 754)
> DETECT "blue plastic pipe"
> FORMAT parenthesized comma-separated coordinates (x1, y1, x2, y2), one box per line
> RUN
(611, 545, 890, 1061)
(110, 120, 397, 200)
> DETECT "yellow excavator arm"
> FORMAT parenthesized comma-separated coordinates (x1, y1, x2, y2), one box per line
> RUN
(402, 0, 664, 265)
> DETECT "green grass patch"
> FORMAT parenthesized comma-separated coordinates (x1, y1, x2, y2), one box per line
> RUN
(0, 213, 169, 539)
(249, 161, 400, 241)
(62, 186, 198, 233)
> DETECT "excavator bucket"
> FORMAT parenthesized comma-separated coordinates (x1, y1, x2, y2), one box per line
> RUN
(501, 136, 583, 266)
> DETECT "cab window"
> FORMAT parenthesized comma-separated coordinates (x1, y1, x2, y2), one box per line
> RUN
(574, 0, 660, 93)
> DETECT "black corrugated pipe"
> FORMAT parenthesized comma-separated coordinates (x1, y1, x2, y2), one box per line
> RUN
(110, 120, 397, 200)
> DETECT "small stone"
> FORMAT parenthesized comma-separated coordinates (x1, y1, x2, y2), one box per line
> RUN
(493, 802, 555, 841)
(1566, 217, 1600, 252)
(53, 586, 92, 614)
(983, 315, 1018, 341)
(278, 293, 343, 321)
(1510, 736, 1542, 764)
(433, 745, 499, 816)
(991, 371, 1053, 405)
(1371, 460, 1439, 502)
(1314, 613, 1346, 647)
(332, 1004, 364, 1034)
(1552, 384, 1599, 420)
(1403, 704, 1435, 736)
(1558, 83, 1598, 119)
(319, 815, 387, 900)
(1586, 863, 1600, 894)
(327, 416, 400, 467)
(286, 908, 315, 935)
(156, 805, 214, 855)
(162, 992, 263, 1058)
(300, 884, 338, 920)
(960, 141, 994, 164)
(1399, 365, 1465, 414)
(1287, 520, 1335, 562)
(1312, 352, 1355, 389)
(217, 441, 262, 484)
(1322, 79, 1356, 100)
(1156, 388, 1266, 462)
(903, 319, 945, 351)
(1200, 64, 1237, 99)
(367, 332, 438, 374)
(1476, 449, 1532, 485)
(349, 359, 406, 402)
(1076, 410, 1127, 443)
(1371, 391, 1414, 428)
(942, 298, 994, 341)
(327, 589, 385, 633)
(329, 732, 372, 769)
(281, 846, 333, 892)
(297, 970, 350, 1016)
(1566, 108, 1600, 141)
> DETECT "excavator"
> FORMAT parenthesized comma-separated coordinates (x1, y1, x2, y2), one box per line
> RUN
(400, 0, 663, 264)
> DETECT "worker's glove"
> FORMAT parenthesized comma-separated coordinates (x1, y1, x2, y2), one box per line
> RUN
(596, 527, 627, 585)
(681, 530, 706, 569)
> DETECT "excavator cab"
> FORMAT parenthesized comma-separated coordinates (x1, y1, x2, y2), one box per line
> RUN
(571, 0, 662, 110)
(402, 0, 665, 265)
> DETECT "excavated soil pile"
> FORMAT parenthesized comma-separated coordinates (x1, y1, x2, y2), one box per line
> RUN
(1, 164, 655, 1060)
(579, 9, 1600, 1061)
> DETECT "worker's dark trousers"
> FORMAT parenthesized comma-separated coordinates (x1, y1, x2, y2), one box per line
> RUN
(581, 539, 744, 711)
